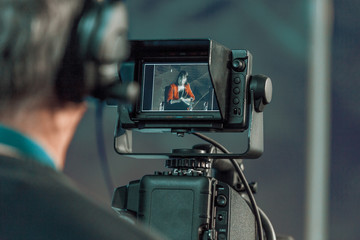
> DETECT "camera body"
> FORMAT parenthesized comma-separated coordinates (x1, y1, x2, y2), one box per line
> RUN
(112, 39, 275, 239)
(112, 173, 255, 240)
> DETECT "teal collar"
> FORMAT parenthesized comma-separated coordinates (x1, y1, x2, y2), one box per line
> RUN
(0, 124, 56, 169)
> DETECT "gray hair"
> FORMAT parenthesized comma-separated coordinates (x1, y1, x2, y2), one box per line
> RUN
(0, 0, 83, 110)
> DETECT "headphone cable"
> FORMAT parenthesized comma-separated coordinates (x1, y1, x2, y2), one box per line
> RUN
(95, 100, 114, 199)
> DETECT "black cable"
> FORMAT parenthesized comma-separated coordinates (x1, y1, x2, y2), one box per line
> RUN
(95, 100, 114, 199)
(192, 132, 264, 240)
(244, 198, 276, 240)
(258, 207, 276, 240)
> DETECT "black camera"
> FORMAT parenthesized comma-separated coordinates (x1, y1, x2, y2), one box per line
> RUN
(111, 39, 282, 240)
(112, 145, 256, 240)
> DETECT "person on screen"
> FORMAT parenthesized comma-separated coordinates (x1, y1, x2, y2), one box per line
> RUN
(166, 70, 195, 110)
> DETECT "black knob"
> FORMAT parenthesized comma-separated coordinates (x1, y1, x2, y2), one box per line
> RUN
(249, 75, 273, 112)
(232, 59, 246, 72)
(216, 195, 227, 207)
(218, 233, 227, 240)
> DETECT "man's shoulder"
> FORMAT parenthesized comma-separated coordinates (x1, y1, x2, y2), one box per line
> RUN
(0, 155, 163, 240)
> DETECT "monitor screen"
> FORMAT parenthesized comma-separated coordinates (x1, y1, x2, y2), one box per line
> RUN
(141, 63, 219, 113)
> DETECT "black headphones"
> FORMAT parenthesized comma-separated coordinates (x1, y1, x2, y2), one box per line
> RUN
(56, 0, 125, 102)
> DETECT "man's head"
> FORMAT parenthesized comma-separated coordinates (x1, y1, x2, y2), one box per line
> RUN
(0, 0, 83, 112)
(0, 0, 129, 168)
(0, 0, 128, 113)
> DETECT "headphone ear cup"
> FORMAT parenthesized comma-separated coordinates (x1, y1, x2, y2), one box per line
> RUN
(56, 0, 124, 101)
(76, 6, 101, 60)
(77, 3, 114, 61)
(56, 1, 107, 101)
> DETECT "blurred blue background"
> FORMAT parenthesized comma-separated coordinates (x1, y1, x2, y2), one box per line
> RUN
(64, 0, 360, 239)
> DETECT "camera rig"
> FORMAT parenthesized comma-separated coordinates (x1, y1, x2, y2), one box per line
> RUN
(114, 39, 272, 159)
(110, 39, 284, 240)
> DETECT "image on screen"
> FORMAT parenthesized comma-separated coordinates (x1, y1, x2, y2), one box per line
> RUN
(141, 63, 219, 112)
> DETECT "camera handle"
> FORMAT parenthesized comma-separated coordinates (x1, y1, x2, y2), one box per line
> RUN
(240, 73, 272, 158)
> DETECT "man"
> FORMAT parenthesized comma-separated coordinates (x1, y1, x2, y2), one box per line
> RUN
(0, 0, 162, 239)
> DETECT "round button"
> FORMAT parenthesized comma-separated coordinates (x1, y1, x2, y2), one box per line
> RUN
(216, 195, 227, 207)
(233, 87, 240, 94)
(218, 233, 227, 240)
(234, 77, 241, 84)
(232, 59, 246, 72)
(233, 98, 240, 105)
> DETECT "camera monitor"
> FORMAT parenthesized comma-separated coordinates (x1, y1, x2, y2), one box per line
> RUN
(118, 39, 252, 132)
(115, 39, 270, 158)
